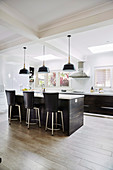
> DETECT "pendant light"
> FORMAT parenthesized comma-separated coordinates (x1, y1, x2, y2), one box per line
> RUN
(38, 45, 50, 73)
(63, 35, 75, 71)
(19, 47, 29, 74)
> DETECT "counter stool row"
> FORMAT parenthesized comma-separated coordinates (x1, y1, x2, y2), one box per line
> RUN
(5, 90, 64, 135)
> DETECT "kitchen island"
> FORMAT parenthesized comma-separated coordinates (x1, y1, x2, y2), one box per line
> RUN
(14, 93, 84, 136)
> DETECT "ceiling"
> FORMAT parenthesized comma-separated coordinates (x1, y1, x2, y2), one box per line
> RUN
(1, 0, 110, 29)
(0, 0, 113, 64)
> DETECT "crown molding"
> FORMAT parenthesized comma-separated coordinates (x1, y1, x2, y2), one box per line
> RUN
(0, 37, 30, 52)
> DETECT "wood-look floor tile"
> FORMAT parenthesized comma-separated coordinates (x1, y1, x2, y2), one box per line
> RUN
(79, 159, 111, 170)
(1, 93, 113, 170)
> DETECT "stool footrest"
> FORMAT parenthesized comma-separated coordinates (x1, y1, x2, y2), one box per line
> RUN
(26, 122, 37, 125)
(47, 123, 62, 131)
(8, 118, 18, 120)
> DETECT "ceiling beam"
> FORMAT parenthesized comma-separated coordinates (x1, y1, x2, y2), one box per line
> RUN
(0, 5, 82, 61)
(39, 2, 113, 39)
(0, 8, 81, 61)
(1, 1, 113, 62)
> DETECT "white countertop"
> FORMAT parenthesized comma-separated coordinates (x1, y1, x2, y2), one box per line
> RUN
(36, 94, 84, 100)
(61, 91, 113, 96)
(84, 92, 113, 96)
(59, 94, 84, 99)
(16, 92, 84, 100)
(17, 90, 113, 97)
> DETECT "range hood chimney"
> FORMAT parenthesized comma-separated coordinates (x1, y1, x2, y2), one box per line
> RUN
(69, 61, 90, 78)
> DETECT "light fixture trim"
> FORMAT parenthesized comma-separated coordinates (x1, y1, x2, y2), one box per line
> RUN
(63, 35, 75, 71)
(38, 65, 50, 73)
(19, 68, 29, 74)
(38, 45, 50, 73)
(88, 43, 113, 54)
(19, 47, 29, 75)
(63, 63, 75, 71)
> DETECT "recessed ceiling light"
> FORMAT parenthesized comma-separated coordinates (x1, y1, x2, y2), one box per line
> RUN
(88, 43, 113, 54)
(34, 54, 60, 61)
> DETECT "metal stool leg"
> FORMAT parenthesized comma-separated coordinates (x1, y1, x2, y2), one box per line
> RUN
(15, 104, 21, 123)
(55, 112, 57, 128)
(0, 157, 2, 163)
(61, 111, 64, 132)
(9, 105, 12, 125)
(26, 109, 28, 125)
(27, 109, 30, 129)
(38, 108, 41, 127)
(35, 108, 38, 122)
(52, 112, 54, 136)
(34, 107, 41, 127)
(45, 112, 49, 131)
(18, 106, 21, 123)
(45, 111, 63, 135)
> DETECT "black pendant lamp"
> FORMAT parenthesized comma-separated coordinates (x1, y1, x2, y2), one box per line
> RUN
(63, 35, 75, 71)
(38, 45, 50, 73)
(19, 47, 29, 74)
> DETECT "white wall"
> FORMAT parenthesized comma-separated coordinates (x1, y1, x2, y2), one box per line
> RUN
(71, 51, 113, 92)
(0, 57, 4, 91)
(3, 63, 29, 92)
(2, 51, 113, 93)
(1, 56, 30, 92)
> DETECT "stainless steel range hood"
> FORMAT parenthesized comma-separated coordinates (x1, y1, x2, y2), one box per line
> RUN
(69, 61, 90, 78)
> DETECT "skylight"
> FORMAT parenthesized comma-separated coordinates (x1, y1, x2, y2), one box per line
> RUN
(34, 54, 60, 61)
(88, 43, 113, 54)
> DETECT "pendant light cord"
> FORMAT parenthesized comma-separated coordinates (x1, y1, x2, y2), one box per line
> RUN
(43, 45, 45, 66)
(23, 47, 26, 68)
(68, 35, 71, 64)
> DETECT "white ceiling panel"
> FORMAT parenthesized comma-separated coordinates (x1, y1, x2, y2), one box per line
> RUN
(0, 0, 113, 63)
(47, 24, 113, 57)
(2, 0, 111, 27)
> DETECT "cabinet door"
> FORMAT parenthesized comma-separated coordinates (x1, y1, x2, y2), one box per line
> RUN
(84, 95, 96, 105)
(84, 95, 113, 115)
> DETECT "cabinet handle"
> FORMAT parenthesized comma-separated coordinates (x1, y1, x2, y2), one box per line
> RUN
(101, 106, 113, 109)
(84, 105, 89, 107)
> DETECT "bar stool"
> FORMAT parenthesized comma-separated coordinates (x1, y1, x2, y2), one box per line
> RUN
(23, 91, 41, 129)
(5, 90, 21, 125)
(44, 92, 64, 136)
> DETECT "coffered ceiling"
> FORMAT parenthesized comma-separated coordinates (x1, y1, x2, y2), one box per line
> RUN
(0, 0, 113, 62)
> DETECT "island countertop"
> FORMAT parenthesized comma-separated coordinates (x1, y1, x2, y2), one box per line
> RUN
(16, 92, 84, 100)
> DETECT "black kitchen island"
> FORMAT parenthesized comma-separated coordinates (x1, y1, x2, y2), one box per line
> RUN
(14, 93, 84, 136)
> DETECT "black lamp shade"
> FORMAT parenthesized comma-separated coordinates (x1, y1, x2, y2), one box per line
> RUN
(38, 66, 50, 73)
(19, 68, 29, 74)
(63, 63, 75, 71)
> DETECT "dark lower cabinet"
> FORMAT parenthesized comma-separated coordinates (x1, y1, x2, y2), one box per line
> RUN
(13, 95, 84, 136)
(84, 95, 113, 116)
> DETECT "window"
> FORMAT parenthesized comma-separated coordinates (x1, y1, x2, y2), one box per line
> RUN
(48, 72, 56, 87)
(60, 72, 69, 86)
(38, 73, 45, 86)
(35, 72, 70, 88)
(94, 68, 111, 88)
